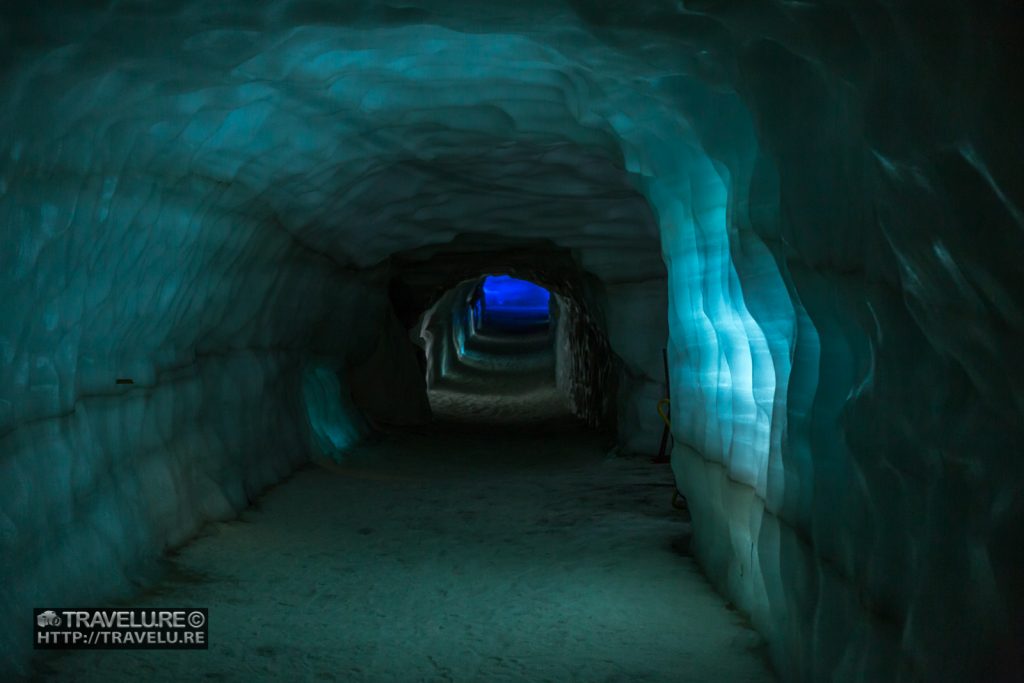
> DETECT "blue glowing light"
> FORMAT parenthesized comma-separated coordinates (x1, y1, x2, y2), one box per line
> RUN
(477, 275, 551, 331)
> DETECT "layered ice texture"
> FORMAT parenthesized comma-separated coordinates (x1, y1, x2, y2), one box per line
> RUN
(1, 1, 1022, 680)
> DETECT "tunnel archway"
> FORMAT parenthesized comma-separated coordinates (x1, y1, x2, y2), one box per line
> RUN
(417, 274, 570, 427)
(396, 245, 626, 435)
(2, 2, 1021, 681)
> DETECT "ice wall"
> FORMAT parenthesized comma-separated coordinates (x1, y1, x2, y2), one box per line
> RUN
(0, 175, 388, 671)
(1, 1, 1021, 680)
(621, 4, 1023, 682)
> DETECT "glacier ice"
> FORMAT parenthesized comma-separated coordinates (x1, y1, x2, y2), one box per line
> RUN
(1, 1, 1022, 681)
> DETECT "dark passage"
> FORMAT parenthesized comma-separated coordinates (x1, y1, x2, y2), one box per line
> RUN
(421, 274, 577, 428)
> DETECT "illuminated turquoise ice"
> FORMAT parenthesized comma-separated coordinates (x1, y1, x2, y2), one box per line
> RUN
(301, 364, 367, 462)
(0, 3, 1018, 681)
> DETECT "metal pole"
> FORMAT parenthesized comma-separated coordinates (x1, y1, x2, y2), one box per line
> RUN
(654, 347, 671, 463)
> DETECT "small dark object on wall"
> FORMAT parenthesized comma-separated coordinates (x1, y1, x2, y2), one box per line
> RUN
(653, 347, 671, 464)
(115, 378, 134, 385)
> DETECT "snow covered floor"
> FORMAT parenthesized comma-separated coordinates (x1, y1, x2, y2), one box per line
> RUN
(35, 427, 774, 682)
(427, 378, 573, 426)
(426, 324, 573, 428)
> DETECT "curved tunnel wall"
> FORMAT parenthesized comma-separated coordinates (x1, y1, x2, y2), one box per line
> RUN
(1, 2, 1022, 681)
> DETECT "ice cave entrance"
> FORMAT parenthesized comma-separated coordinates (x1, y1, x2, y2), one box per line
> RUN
(472, 275, 552, 334)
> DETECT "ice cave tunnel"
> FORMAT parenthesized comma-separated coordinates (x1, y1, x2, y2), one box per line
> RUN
(1, 1, 1022, 681)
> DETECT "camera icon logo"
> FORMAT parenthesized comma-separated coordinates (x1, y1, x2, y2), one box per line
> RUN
(37, 610, 61, 628)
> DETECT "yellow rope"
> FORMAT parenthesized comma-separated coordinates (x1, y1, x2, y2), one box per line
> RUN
(656, 397, 671, 427)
